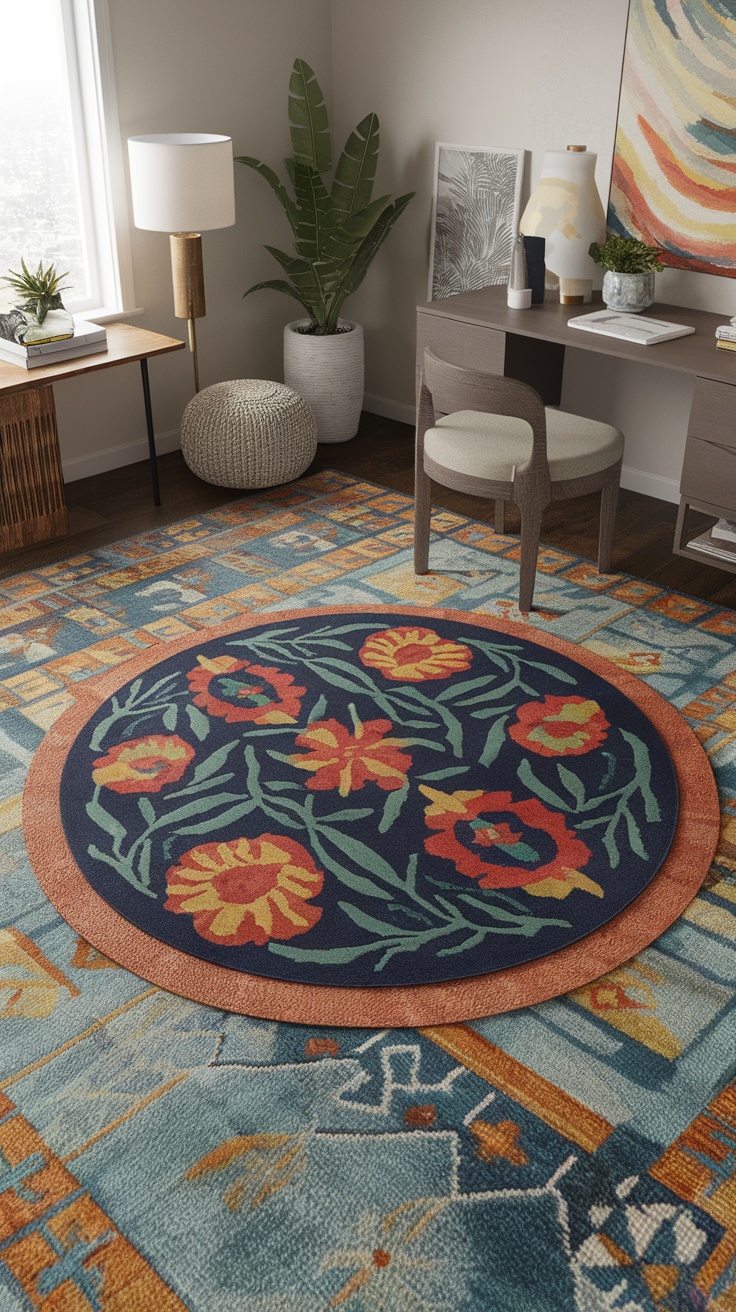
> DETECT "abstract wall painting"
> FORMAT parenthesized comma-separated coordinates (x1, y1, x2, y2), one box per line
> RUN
(428, 144, 524, 300)
(609, 0, 736, 278)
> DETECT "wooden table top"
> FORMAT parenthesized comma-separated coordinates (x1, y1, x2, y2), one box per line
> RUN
(417, 284, 736, 386)
(0, 322, 186, 397)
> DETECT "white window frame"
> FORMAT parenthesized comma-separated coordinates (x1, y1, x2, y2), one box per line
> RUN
(59, 0, 136, 318)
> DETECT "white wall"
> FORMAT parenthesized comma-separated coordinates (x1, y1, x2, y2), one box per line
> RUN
(57, 0, 332, 482)
(331, 0, 736, 503)
(59, 0, 736, 502)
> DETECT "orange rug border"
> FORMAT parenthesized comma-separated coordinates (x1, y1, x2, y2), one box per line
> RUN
(23, 604, 720, 1028)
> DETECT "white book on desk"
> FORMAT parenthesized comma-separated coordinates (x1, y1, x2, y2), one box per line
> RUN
(0, 338, 108, 369)
(0, 318, 107, 359)
(567, 310, 695, 345)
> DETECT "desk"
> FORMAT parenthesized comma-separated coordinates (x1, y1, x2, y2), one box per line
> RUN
(416, 285, 736, 571)
(0, 323, 185, 552)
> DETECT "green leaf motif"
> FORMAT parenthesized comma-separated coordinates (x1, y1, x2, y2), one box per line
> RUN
(556, 765, 586, 807)
(337, 901, 417, 939)
(480, 716, 508, 768)
(162, 704, 178, 732)
(86, 796, 127, 849)
(185, 703, 211, 743)
(378, 782, 409, 834)
(517, 758, 571, 812)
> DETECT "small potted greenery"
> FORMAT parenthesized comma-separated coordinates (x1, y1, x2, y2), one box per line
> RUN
(588, 235, 664, 313)
(237, 59, 414, 442)
(0, 260, 73, 344)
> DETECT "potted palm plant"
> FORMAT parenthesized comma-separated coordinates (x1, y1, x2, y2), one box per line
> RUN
(237, 59, 414, 442)
(588, 235, 664, 313)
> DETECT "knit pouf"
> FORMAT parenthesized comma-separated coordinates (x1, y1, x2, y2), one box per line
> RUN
(180, 380, 317, 489)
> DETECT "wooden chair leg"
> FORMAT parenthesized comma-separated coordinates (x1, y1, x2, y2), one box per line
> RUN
(414, 459, 432, 574)
(517, 501, 544, 612)
(494, 499, 505, 534)
(598, 479, 620, 574)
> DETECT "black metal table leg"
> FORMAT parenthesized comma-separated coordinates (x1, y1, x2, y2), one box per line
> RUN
(140, 357, 161, 506)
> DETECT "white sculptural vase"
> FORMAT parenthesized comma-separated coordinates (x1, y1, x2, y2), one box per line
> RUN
(519, 146, 606, 305)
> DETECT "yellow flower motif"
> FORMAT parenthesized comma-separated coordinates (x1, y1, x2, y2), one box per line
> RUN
(359, 626, 473, 682)
(164, 834, 323, 945)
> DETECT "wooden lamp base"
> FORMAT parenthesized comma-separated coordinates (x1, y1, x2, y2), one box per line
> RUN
(169, 233, 205, 392)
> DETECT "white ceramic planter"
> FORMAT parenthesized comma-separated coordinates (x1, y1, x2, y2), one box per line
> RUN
(283, 319, 364, 444)
(602, 270, 655, 313)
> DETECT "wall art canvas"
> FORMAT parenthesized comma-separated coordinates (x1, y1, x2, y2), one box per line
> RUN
(428, 144, 524, 300)
(609, 0, 736, 278)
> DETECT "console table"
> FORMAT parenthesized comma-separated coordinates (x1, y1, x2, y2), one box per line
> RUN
(416, 285, 736, 572)
(0, 323, 185, 552)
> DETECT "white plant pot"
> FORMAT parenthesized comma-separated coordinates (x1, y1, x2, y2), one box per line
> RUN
(283, 319, 364, 444)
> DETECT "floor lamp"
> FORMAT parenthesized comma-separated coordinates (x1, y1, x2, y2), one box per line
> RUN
(127, 133, 236, 392)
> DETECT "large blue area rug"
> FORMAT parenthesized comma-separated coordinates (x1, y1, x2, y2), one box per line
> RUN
(1, 470, 735, 1310)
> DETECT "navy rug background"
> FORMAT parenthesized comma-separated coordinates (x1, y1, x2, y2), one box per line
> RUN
(60, 612, 679, 988)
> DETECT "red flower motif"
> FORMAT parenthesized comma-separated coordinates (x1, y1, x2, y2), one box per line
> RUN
(164, 834, 323, 946)
(288, 716, 412, 796)
(359, 626, 473, 682)
(509, 695, 609, 757)
(186, 654, 305, 724)
(420, 786, 592, 890)
(92, 734, 195, 793)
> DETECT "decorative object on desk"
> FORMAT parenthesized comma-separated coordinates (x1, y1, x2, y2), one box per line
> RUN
(519, 146, 606, 305)
(0, 259, 73, 344)
(127, 133, 236, 393)
(589, 234, 664, 313)
(180, 379, 317, 489)
(522, 234, 545, 304)
(428, 143, 524, 300)
(0, 318, 107, 370)
(609, 0, 736, 279)
(506, 234, 532, 310)
(568, 310, 695, 345)
(238, 59, 414, 443)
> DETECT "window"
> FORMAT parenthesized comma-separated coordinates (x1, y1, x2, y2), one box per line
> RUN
(0, 0, 133, 318)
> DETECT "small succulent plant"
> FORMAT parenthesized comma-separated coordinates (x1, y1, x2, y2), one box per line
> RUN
(1, 259, 71, 324)
(588, 235, 664, 274)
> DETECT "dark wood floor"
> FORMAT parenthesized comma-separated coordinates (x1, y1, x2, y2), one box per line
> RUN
(4, 409, 736, 607)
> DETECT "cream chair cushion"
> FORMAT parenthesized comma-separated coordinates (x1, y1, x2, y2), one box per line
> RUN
(424, 408, 623, 483)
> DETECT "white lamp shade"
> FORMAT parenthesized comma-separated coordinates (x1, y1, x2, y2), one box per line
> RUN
(127, 133, 236, 232)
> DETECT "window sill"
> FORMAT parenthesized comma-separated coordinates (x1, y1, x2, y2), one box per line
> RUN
(83, 306, 145, 324)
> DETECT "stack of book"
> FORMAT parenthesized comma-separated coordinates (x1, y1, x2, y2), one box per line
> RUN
(687, 518, 736, 564)
(0, 318, 108, 369)
(715, 322, 736, 354)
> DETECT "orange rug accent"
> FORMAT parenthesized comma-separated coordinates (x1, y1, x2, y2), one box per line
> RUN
(24, 606, 719, 1027)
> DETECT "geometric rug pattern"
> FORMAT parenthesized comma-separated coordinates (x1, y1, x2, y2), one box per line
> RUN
(2, 469, 736, 1309)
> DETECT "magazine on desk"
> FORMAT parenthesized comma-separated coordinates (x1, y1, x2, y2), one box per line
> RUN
(567, 310, 695, 345)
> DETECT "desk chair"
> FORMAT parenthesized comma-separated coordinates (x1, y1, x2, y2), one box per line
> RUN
(414, 350, 624, 611)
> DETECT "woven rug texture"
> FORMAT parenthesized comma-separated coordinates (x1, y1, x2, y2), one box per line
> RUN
(2, 469, 736, 1311)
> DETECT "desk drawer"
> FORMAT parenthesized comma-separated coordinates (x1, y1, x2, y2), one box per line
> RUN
(416, 313, 505, 387)
(688, 377, 736, 450)
(681, 434, 736, 506)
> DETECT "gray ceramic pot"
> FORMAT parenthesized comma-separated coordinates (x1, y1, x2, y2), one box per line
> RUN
(602, 270, 655, 313)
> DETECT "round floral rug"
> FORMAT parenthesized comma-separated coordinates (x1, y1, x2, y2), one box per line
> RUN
(25, 607, 719, 1025)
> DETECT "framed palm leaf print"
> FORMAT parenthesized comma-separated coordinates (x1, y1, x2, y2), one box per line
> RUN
(428, 143, 525, 300)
